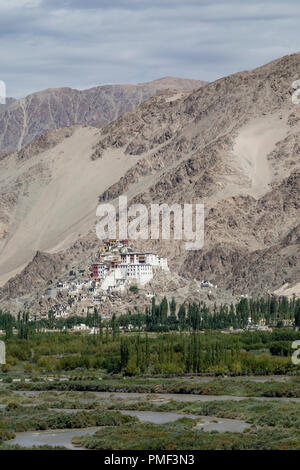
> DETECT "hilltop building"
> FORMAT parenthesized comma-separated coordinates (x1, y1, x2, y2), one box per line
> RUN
(92, 246, 168, 291)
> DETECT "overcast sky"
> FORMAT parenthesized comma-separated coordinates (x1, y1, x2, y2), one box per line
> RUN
(0, 0, 299, 98)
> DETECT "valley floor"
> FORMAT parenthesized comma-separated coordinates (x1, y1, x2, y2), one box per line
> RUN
(1, 327, 300, 450)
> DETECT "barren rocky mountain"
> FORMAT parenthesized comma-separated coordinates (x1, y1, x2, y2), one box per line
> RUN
(0, 77, 205, 156)
(1, 53, 300, 309)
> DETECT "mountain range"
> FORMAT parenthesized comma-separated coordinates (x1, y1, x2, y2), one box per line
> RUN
(0, 54, 300, 308)
(0, 77, 205, 157)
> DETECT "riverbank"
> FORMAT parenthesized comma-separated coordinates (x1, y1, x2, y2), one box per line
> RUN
(10, 375, 300, 398)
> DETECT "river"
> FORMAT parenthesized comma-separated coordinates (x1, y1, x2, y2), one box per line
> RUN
(5, 409, 249, 449)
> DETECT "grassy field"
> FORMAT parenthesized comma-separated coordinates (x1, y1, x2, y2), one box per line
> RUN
(0, 329, 300, 450)
(1, 387, 300, 450)
(8, 375, 300, 397)
(72, 420, 300, 450)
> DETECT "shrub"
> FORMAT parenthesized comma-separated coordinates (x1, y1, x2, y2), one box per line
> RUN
(129, 285, 139, 294)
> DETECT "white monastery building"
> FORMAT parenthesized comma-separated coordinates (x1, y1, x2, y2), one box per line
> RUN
(92, 251, 168, 291)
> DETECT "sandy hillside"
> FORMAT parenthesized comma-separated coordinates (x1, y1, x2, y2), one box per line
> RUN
(274, 282, 300, 298)
(232, 114, 288, 198)
(0, 125, 142, 285)
(1, 52, 300, 301)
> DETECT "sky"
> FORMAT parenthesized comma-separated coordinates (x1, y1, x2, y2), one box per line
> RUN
(0, 0, 299, 98)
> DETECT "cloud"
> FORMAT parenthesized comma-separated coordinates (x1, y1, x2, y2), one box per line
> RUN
(0, 0, 299, 97)
(0, 0, 41, 10)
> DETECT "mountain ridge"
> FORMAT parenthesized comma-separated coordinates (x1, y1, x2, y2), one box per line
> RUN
(0, 53, 300, 309)
(0, 77, 206, 156)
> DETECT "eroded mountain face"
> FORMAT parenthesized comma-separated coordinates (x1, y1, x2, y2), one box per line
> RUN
(0, 77, 205, 157)
(0, 82, 204, 288)
(0, 53, 300, 304)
